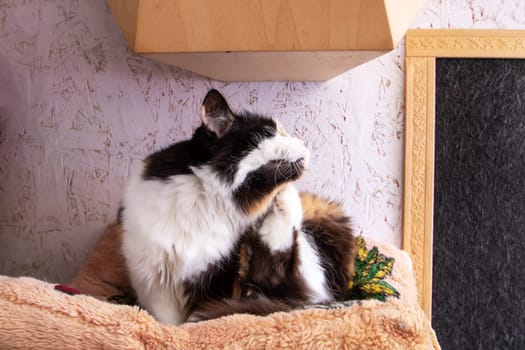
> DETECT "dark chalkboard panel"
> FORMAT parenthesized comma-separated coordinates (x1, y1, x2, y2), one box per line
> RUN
(434, 58, 525, 349)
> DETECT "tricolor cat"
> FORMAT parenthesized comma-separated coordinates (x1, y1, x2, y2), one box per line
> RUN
(120, 90, 356, 324)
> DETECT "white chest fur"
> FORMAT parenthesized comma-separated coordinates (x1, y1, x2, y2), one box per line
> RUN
(121, 168, 246, 324)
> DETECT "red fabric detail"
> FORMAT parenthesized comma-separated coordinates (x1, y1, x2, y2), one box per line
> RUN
(54, 284, 81, 295)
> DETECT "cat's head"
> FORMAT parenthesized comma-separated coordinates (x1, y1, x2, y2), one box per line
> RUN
(194, 89, 310, 218)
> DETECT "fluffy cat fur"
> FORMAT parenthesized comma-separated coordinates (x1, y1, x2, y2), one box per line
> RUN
(120, 90, 312, 325)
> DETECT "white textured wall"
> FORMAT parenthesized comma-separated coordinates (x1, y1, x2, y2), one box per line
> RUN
(1, 0, 524, 283)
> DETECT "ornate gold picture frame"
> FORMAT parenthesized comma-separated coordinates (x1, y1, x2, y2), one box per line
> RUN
(403, 29, 525, 318)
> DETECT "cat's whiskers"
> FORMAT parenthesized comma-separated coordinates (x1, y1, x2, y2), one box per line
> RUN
(291, 162, 298, 176)
(273, 159, 288, 185)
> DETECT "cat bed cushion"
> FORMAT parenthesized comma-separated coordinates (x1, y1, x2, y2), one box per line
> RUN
(0, 238, 440, 350)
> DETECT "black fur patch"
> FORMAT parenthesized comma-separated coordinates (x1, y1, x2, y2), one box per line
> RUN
(233, 158, 305, 215)
(207, 114, 278, 185)
(303, 215, 356, 300)
(183, 239, 242, 318)
(142, 113, 279, 186)
(237, 227, 310, 305)
(142, 127, 214, 180)
(187, 225, 310, 321)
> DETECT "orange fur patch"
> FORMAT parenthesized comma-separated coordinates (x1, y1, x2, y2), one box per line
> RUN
(300, 192, 345, 221)
(70, 222, 131, 300)
(232, 241, 250, 299)
(300, 192, 356, 278)
(244, 183, 288, 218)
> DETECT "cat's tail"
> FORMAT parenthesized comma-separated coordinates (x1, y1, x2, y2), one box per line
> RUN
(187, 297, 295, 322)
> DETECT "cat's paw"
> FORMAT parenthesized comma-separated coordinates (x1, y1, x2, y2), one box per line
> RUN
(258, 184, 303, 252)
(273, 184, 303, 228)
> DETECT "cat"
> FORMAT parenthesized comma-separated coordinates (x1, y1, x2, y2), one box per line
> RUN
(120, 89, 312, 325)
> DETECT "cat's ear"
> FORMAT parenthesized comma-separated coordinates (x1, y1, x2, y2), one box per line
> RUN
(200, 89, 235, 138)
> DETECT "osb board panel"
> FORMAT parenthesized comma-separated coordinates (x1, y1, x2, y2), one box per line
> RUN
(0, 0, 406, 283)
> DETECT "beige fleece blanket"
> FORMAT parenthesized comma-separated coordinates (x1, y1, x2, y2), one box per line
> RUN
(0, 238, 440, 349)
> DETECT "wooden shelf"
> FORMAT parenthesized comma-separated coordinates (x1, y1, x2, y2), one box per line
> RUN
(107, 0, 424, 81)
